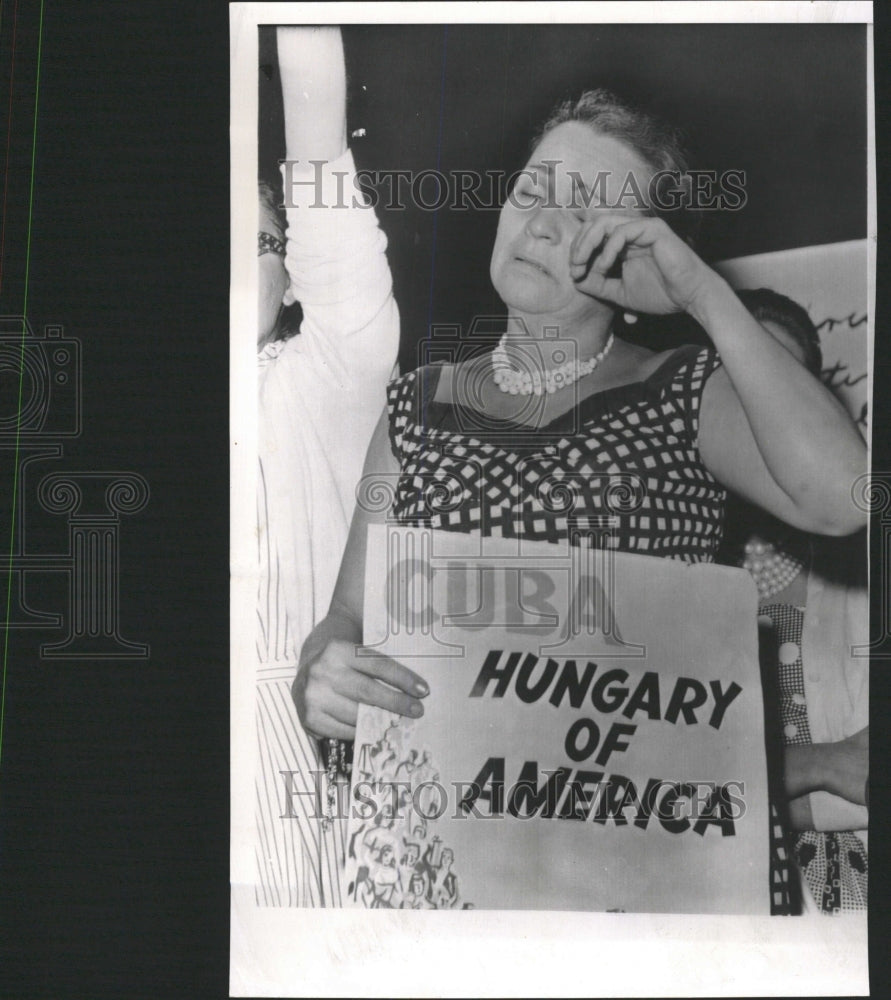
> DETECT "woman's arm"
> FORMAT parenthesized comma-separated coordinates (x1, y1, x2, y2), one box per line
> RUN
(292, 409, 429, 741)
(571, 216, 866, 535)
(277, 26, 346, 166)
(691, 280, 865, 536)
(783, 727, 868, 831)
(275, 27, 399, 379)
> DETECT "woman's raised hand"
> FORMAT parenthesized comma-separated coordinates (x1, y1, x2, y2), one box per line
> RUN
(570, 213, 717, 316)
(293, 622, 429, 741)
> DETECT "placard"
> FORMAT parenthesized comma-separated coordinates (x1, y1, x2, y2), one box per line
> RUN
(345, 526, 769, 913)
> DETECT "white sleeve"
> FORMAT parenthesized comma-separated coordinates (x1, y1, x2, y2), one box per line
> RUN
(278, 148, 400, 387)
(257, 149, 400, 665)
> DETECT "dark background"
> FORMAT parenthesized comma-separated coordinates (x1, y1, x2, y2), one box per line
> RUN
(0, 6, 887, 999)
(262, 23, 866, 372)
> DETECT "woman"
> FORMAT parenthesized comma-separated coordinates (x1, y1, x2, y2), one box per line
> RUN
(724, 288, 868, 914)
(294, 90, 866, 755)
(254, 27, 399, 906)
(402, 870, 431, 910)
(427, 847, 460, 909)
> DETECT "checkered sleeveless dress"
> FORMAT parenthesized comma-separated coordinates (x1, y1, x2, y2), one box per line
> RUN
(386, 344, 726, 562)
(385, 343, 794, 912)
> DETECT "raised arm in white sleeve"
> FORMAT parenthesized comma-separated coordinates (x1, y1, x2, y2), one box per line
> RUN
(276, 26, 399, 386)
(254, 27, 399, 908)
(258, 27, 399, 659)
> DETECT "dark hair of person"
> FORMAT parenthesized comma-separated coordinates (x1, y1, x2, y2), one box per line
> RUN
(536, 89, 690, 176)
(534, 89, 699, 246)
(620, 286, 826, 367)
(735, 287, 823, 376)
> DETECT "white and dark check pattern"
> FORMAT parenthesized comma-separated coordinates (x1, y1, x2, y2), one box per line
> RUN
(759, 602, 868, 913)
(387, 345, 726, 562)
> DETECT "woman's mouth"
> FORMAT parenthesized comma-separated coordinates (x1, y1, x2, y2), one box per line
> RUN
(514, 254, 553, 278)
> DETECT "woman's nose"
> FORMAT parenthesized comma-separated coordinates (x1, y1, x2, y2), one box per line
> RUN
(525, 206, 561, 242)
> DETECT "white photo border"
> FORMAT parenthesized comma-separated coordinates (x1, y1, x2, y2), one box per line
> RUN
(230, 4, 873, 996)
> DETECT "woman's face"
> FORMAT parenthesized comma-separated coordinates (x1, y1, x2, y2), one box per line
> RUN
(490, 121, 654, 325)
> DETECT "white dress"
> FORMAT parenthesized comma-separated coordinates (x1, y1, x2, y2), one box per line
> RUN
(255, 149, 399, 905)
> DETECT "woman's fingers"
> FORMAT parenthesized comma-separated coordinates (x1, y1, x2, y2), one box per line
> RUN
(333, 666, 425, 719)
(575, 271, 627, 306)
(590, 218, 664, 272)
(570, 213, 661, 278)
(569, 218, 609, 275)
(354, 648, 429, 697)
(591, 226, 632, 274)
(295, 639, 428, 742)
(296, 672, 357, 740)
(322, 689, 361, 728)
(307, 713, 356, 742)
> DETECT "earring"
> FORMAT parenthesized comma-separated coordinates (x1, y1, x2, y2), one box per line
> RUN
(623, 312, 638, 325)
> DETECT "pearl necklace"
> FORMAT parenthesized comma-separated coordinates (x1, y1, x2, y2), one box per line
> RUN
(741, 539, 805, 601)
(492, 332, 615, 396)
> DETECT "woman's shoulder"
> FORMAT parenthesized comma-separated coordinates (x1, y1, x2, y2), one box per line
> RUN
(636, 343, 722, 444)
(643, 342, 719, 382)
(635, 343, 722, 404)
(388, 360, 453, 397)
(386, 363, 452, 423)
(572, 340, 715, 407)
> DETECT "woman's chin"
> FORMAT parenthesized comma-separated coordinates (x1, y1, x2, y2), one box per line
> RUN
(493, 280, 561, 317)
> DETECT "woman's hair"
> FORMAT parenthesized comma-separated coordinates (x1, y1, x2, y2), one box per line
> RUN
(736, 287, 823, 376)
(534, 89, 698, 245)
(536, 89, 690, 176)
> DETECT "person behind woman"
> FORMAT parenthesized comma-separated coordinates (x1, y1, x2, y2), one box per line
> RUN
(254, 27, 399, 906)
(722, 288, 868, 915)
(295, 89, 866, 769)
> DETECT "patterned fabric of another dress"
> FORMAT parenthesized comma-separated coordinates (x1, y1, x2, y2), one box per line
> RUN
(760, 602, 868, 913)
(386, 345, 726, 562)
(767, 801, 795, 915)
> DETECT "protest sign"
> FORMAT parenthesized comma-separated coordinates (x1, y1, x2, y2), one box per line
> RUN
(344, 526, 769, 914)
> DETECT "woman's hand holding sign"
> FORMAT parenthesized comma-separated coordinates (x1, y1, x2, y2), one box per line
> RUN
(294, 612, 429, 741)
